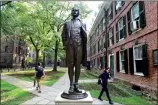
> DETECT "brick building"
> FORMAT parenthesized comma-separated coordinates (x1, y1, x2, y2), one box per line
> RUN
(0, 35, 28, 68)
(87, 1, 157, 97)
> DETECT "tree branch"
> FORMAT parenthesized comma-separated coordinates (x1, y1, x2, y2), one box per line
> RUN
(0, 1, 12, 7)
(29, 36, 37, 49)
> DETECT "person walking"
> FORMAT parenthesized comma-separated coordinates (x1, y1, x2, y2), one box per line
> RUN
(98, 67, 113, 105)
(35, 62, 45, 93)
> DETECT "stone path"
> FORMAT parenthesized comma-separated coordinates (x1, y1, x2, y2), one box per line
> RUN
(1, 72, 122, 105)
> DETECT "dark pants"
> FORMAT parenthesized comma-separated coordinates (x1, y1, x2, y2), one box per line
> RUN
(98, 83, 112, 102)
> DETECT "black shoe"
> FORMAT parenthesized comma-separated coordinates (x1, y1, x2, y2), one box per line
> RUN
(109, 101, 113, 105)
(36, 87, 38, 90)
(98, 97, 103, 101)
(74, 87, 82, 93)
(74, 84, 82, 93)
(69, 85, 74, 93)
(38, 90, 41, 93)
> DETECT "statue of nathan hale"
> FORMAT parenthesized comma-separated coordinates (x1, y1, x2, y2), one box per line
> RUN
(61, 6, 87, 93)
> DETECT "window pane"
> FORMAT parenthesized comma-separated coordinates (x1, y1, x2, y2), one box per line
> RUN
(132, 3, 139, 20)
(122, 61, 125, 70)
(110, 39, 112, 46)
(116, 1, 122, 10)
(135, 46, 143, 59)
(135, 60, 143, 72)
(121, 51, 125, 60)
(119, 18, 123, 30)
(120, 29, 124, 39)
(109, 29, 113, 37)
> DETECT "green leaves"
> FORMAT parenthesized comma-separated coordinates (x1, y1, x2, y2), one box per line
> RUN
(1, 1, 92, 63)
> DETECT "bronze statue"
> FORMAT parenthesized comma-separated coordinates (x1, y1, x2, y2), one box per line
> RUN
(61, 6, 87, 94)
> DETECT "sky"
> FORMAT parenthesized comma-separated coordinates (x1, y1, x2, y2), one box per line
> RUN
(70, 1, 104, 35)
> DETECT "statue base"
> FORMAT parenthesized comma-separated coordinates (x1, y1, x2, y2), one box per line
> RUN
(55, 91, 93, 105)
(61, 90, 88, 100)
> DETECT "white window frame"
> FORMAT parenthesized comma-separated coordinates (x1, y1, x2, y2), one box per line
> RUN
(118, 18, 124, 41)
(119, 50, 125, 73)
(133, 44, 144, 76)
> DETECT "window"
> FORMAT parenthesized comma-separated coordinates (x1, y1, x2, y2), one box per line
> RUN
(117, 50, 128, 73)
(104, 35, 106, 48)
(97, 58, 100, 68)
(14, 57, 17, 63)
(99, 39, 101, 51)
(116, 16, 126, 42)
(107, 4, 113, 24)
(101, 36, 104, 50)
(19, 57, 21, 63)
(134, 46, 142, 60)
(153, 49, 158, 66)
(133, 44, 148, 76)
(115, 1, 125, 14)
(103, 18, 106, 30)
(133, 45, 143, 75)
(29, 53, 31, 57)
(5, 46, 8, 52)
(99, 18, 103, 34)
(109, 28, 114, 46)
(96, 27, 99, 36)
(120, 51, 125, 72)
(128, 1, 146, 35)
(98, 41, 100, 52)
(130, 3, 140, 31)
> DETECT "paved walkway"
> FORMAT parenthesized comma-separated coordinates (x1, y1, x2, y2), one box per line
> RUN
(79, 79, 114, 83)
(1, 72, 122, 105)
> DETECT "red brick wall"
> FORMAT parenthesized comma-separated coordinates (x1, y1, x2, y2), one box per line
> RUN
(89, 1, 158, 90)
(112, 2, 158, 90)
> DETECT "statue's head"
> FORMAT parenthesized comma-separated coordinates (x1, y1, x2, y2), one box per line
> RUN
(71, 5, 79, 18)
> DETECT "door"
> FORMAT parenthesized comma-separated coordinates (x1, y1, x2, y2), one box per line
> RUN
(109, 54, 114, 77)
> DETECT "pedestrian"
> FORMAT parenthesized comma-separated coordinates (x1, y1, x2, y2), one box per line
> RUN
(98, 67, 113, 105)
(35, 62, 45, 93)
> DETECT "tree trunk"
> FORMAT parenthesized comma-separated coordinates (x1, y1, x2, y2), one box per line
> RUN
(35, 49, 39, 67)
(43, 51, 45, 68)
(53, 40, 59, 72)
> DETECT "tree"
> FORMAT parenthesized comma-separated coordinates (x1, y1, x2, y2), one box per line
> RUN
(39, 1, 92, 71)
(1, 1, 92, 71)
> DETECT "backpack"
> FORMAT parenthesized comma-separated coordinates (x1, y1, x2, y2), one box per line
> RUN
(36, 67, 44, 77)
(97, 78, 101, 85)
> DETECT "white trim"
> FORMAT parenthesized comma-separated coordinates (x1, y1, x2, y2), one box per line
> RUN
(119, 37, 125, 41)
(120, 71, 125, 74)
(134, 73, 144, 76)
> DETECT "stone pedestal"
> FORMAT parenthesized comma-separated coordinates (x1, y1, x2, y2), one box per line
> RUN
(55, 91, 93, 105)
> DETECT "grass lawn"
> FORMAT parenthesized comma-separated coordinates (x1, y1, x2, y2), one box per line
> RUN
(80, 70, 98, 80)
(3, 68, 66, 86)
(80, 82, 156, 105)
(1, 80, 34, 105)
